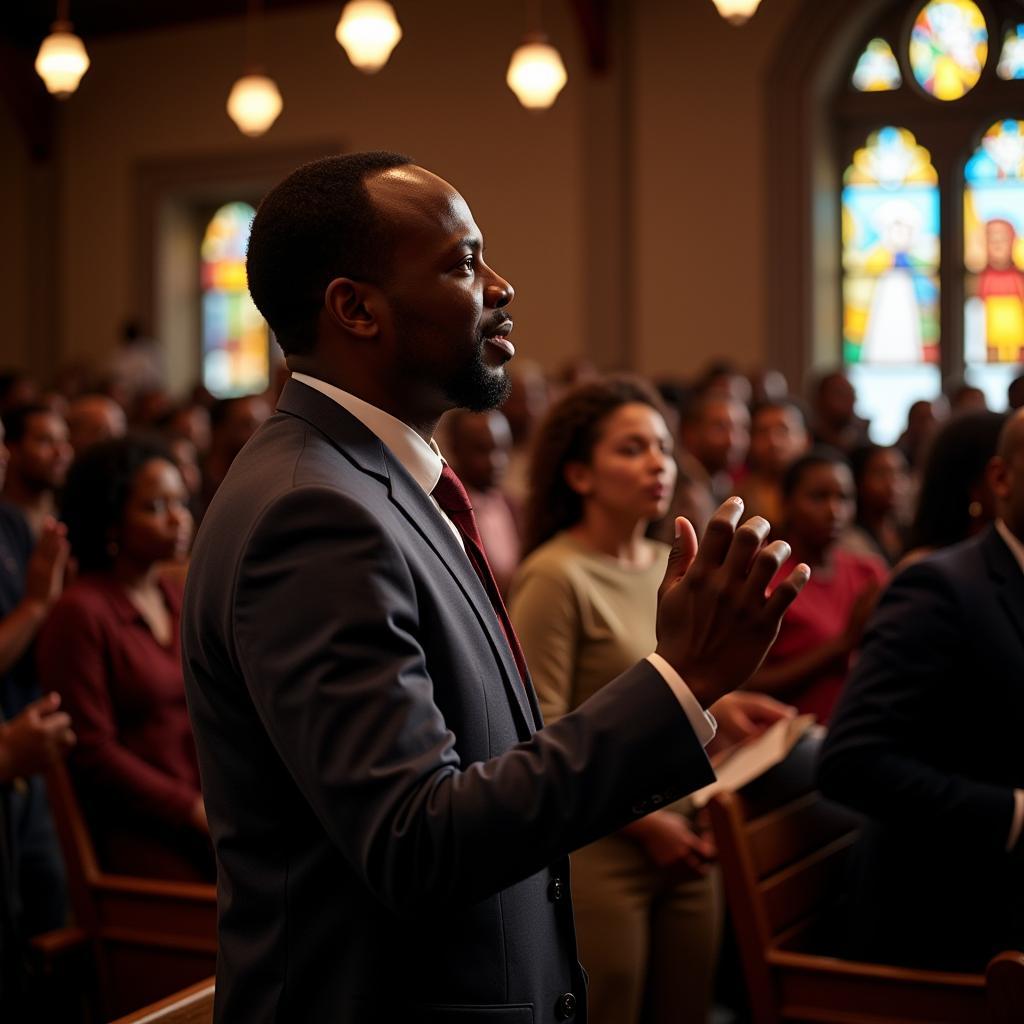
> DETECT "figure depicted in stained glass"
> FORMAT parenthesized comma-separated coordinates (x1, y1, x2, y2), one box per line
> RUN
(977, 220, 1024, 362)
(909, 0, 988, 101)
(843, 127, 940, 366)
(965, 121, 1024, 364)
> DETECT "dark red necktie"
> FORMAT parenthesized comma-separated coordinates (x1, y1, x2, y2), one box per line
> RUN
(432, 465, 529, 690)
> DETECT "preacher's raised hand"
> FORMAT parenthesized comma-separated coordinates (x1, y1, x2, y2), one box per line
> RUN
(655, 497, 809, 710)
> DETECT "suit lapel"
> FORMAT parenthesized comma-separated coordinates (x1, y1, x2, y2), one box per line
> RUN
(385, 464, 538, 738)
(276, 379, 538, 738)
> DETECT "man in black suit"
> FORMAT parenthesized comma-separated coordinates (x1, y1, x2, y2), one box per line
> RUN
(819, 408, 1024, 971)
(182, 152, 808, 1023)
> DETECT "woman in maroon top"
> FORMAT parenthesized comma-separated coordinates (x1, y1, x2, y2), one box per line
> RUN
(38, 437, 212, 880)
(747, 448, 888, 723)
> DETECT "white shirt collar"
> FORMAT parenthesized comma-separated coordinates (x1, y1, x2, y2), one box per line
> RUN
(290, 372, 444, 495)
(996, 519, 1024, 577)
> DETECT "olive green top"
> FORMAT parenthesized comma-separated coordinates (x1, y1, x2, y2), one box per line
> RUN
(509, 531, 669, 725)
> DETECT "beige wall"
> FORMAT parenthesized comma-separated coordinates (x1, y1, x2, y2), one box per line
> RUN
(0, 101, 31, 372)
(1, 0, 820, 391)
(631, 0, 803, 381)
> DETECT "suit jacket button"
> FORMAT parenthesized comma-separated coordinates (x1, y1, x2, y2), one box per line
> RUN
(548, 877, 566, 902)
(556, 992, 577, 1019)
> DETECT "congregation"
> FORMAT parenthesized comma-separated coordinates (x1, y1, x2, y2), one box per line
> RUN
(0, 344, 1021, 1020)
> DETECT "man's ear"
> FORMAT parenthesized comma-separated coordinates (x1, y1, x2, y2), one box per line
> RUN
(987, 454, 1010, 502)
(564, 461, 592, 496)
(324, 277, 380, 339)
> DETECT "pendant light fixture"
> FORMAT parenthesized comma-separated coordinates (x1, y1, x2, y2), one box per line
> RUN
(35, 0, 90, 99)
(506, 1, 568, 110)
(335, 1, 403, 73)
(227, 0, 283, 137)
(710, 0, 763, 26)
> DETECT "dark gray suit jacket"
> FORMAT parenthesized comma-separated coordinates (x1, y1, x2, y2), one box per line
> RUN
(182, 379, 714, 1023)
(818, 526, 1024, 970)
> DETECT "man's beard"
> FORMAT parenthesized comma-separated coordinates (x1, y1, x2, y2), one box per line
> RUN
(442, 335, 512, 412)
(393, 303, 512, 413)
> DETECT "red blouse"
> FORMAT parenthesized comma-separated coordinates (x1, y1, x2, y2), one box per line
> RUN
(764, 549, 888, 723)
(37, 573, 200, 829)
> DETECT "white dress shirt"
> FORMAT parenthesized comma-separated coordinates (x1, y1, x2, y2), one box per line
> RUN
(291, 372, 717, 746)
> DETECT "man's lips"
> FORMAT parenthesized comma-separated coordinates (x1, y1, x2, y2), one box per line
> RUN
(484, 320, 515, 358)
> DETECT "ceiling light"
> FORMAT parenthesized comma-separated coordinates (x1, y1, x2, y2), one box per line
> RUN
(35, 1, 90, 99)
(335, 1, 403, 73)
(710, 0, 763, 26)
(506, 33, 568, 110)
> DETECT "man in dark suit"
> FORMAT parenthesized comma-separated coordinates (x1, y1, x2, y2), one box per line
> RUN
(182, 152, 808, 1023)
(819, 408, 1024, 971)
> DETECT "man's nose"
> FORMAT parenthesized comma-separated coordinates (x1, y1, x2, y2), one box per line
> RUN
(485, 271, 514, 309)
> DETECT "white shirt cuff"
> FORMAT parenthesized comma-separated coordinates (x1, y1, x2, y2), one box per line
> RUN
(1007, 789, 1024, 852)
(646, 653, 717, 748)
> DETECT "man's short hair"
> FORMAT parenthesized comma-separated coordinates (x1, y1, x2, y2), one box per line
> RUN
(246, 151, 414, 357)
(750, 398, 808, 431)
(2, 403, 54, 444)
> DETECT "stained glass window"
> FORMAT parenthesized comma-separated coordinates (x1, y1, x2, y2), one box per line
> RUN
(843, 127, 940, 366)
(852, 38, 903, 91)
(909, 0, 988, 101)
(200, 202, 269, 398)
(964, 120, 1024, 371)
(997, 25, 1024, 80)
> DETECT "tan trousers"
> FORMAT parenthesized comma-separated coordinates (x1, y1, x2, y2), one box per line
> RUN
(570, 830, 721, 1024)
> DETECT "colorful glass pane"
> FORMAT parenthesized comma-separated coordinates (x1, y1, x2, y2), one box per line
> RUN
(842, 127, 940, 366)
(964, 120, 1024, 365)
(909, 0, 988, 101)
(200, 202, 269, 398)
(997, 25, 1024, 80)
(852, 38, 903, 91)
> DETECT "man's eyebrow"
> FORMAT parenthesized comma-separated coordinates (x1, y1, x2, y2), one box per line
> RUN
(451, 236, 482, 253)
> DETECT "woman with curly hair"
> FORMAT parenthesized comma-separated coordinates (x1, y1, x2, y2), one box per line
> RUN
(509, 375, 789, 1024)
(37, 436, 212, 880)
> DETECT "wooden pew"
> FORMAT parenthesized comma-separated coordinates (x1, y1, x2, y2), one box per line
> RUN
(109, 976, 214, 1024)
(45, 761, 217, 1019)
(987, 951, 1024, 1024)
(706, 737, 989, 1023)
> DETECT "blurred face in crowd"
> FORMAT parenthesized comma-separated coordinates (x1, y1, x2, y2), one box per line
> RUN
(567, 402, 676, 527)
(119, 459, 193, 567)
(694, 398, 750, 475)
(67, 395, 127, 454)
(170, 405, 212, 456)
(786, 462, 856, 553)
(750, 405, 809, 477)
(168, 437, 202, 500)
(448, 410, 512, 493)
(8, 411, 73, 492)
(818, 374, 856, 427)
(215, 397, 271, 457)
(859, 447, 910, 517)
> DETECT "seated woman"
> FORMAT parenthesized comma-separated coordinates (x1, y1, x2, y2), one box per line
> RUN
(510, 376, 793, 1024)
(842, 444, 910, 566)
(748, 448, 887, 723)
(37, 437, 212, 881)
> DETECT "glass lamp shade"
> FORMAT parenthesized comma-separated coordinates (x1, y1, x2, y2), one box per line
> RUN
(506, 36, 568, 110)
(710, 0, 763, 25)
(335, 1, 403, 73)
(35, 26, 90, 98)
(227, 74, 283, 137)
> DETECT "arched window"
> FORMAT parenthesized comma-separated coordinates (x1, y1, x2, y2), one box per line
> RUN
(832, 0, 1024, 439)
(200, 202, 269, 398)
